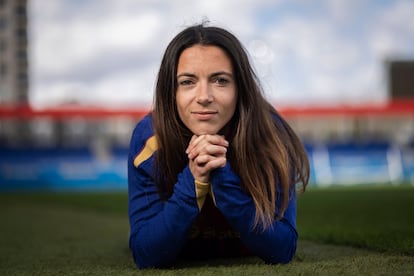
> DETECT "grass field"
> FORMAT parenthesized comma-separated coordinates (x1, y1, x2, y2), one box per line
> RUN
(0, 185, 413, 275)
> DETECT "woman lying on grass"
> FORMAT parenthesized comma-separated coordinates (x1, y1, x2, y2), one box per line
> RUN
(127, 23, 309, 269)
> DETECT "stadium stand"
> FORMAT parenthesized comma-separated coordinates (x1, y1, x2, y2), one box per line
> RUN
(0, 101, 413, 190)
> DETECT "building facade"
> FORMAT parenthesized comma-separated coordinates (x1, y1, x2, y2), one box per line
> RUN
(0, 0, 29, 145)
(0, 0, 28, 104)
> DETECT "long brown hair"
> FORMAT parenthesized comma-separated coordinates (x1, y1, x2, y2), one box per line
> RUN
(152, 23, 309, 229)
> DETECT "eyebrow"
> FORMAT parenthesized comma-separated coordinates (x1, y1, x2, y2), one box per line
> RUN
(176, 71, 234, 79)
(210, 71, 234, 79)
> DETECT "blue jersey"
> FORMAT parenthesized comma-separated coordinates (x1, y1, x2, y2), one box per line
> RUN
(128, 114, 298, 268)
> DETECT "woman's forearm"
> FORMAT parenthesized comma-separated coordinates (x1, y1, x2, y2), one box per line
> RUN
(129, 166, 200, 268)
(210, 164, 298, 264)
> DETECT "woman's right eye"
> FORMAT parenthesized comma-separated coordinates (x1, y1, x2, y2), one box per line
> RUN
(179, 79, 194, 86)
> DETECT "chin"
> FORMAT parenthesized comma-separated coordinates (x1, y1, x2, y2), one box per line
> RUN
(192, 128, 219, 135)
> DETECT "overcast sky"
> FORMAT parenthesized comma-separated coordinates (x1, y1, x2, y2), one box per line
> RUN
(28, 0, 414, 108)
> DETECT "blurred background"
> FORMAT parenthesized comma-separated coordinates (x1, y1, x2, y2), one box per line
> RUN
(1, 0, 414, 190)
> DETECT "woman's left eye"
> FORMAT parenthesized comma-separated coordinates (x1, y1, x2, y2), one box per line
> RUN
(214, 77, 229, 86)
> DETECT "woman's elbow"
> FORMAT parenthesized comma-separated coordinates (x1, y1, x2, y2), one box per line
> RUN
(265, 233, 297, 264)
(129, 234, 175, 269)
(129, 235, 165, 269)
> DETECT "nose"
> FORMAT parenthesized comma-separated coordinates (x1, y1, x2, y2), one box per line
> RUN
(196, 81, 213, 105)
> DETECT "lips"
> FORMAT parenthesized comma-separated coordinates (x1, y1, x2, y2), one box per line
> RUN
(191, 111, 217, 120)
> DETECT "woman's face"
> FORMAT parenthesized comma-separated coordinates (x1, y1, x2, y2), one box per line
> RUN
(176, 44, 237, 135)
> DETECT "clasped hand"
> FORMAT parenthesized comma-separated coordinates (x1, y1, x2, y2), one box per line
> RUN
(186, 134, 229, 183)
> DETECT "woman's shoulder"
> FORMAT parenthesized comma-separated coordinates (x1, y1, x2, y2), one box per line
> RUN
(270, 110, 285, 126)
(130, 113, 155, 150)
(133, 113, 154, 134)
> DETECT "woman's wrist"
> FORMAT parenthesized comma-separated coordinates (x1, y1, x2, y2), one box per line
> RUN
(194, 175, 210, 183)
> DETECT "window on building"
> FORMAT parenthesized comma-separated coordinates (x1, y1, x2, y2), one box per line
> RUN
(16, 49, 26, 60)
(15, 5, 26, 16)
(0, 62, 6, 77)
(0, 16, 6, 30)
(0, 38, 6, 52)
(16, 28, 26, 37)
(17, 72, 27, 82)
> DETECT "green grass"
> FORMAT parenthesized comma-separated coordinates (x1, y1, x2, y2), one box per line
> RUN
(297, 185, 414, 255)
(0, 185, 413, 275)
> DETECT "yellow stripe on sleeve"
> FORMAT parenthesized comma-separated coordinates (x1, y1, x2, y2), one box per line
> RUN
(195, 180, 210, 211)
(133, 135, 158, 168)
(209, 184, 217, 207)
